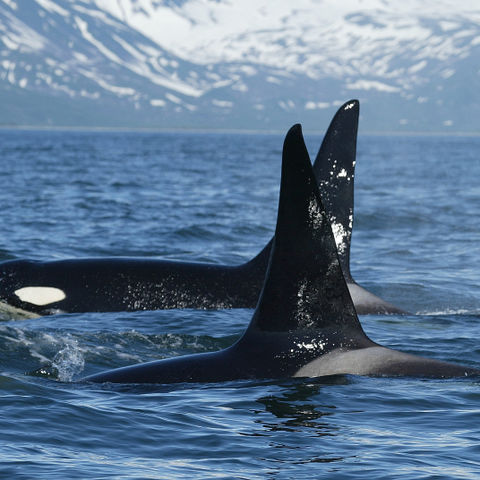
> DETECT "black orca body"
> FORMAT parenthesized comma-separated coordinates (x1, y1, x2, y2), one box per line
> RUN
(0, 255, 267, 314)
(84, 126, 478, 384)
(310, 101, 404, 314)
(0, 101, 404, 317)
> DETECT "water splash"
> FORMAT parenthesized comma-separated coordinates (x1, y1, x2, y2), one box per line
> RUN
(51, 336, 85, 382)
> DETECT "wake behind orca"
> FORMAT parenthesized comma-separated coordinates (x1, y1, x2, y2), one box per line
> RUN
(0, 101, 404, 317)
(84, 125, 477, 384)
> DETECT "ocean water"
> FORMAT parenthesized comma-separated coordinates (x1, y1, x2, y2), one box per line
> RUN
(0, 128, 479, 479)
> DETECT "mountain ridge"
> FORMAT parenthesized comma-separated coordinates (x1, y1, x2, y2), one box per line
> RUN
(0, 0, 479, 131)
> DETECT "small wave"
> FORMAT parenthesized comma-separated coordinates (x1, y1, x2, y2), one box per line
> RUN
(416, 308, 480, 316)
(29, 336, 86, 382)
(20, 328, 236, 382)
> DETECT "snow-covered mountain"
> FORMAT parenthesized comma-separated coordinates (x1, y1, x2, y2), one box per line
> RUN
(1, 0, 479, 132)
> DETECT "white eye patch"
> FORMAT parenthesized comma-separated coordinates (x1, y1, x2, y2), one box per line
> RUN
(14, 287, 66, 306)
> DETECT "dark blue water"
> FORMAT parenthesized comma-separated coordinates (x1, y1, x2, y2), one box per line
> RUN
(1, 129, 480, 479)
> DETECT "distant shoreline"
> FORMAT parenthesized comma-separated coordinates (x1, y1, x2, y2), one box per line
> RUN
(0, 125, 479, 137)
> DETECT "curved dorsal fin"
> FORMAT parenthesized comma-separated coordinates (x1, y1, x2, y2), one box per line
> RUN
(245, 100, 359, 280)
(313, 100, 359, 282)
(247, 124, 366, 336)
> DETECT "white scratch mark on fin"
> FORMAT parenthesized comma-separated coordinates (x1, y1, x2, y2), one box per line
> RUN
(14, 286, 66, 306)
(330, 216, 348, 255)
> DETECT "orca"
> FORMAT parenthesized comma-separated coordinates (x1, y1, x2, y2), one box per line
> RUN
(311, 101, 405, 314)
(0, 100, 405, 317)
(83, 125, 477, 384)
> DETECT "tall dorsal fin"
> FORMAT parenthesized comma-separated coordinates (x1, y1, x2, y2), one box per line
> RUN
(247, 124, 366, 336)
(244, 100, 359, 280)
(313, 99, 359, 282)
